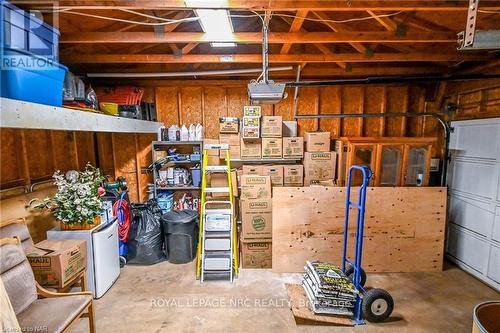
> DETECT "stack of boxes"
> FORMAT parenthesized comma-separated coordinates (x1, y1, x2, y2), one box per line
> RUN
(303, 132, 336, 185)
(240, 174, 273, 268)
(210, 107, 339, 269)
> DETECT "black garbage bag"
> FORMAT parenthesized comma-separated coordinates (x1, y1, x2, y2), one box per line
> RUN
(127, 199, 166, 265)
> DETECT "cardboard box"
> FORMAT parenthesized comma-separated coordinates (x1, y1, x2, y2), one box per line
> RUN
(242, 127, 260, 139)
(240, 138, 262, 159)
(240, 175, 271, 199)
(262, 165, 284, 186)
(210, 171, 238, 197)
(282, 121, 298, 137)
(262, 138, 283, 158)
(283, 137, 304, 159)
(243, 116, 260, 128)
(261, 116, 283, 137)
(240, 239, 272, 268)
(304, 132, 331, 152)
(219, 133, 240, 159)
(283, 165, 304, 186)
(219, 117, 239, 134)
(244, 105, 262, 117)
(242, 165, 264, 175)
(303, 152, 337, 185)
(26, 239, 87, 288)
(240, 198, 272, 240)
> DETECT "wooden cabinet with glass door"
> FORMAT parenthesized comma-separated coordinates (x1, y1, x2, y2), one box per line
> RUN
(335, 137, 436, 186)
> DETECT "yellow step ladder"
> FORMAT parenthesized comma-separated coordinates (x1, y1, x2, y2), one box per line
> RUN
(196, 144, 239, 282)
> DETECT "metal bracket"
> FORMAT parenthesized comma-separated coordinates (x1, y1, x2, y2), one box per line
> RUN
(458, 0, 480, 49)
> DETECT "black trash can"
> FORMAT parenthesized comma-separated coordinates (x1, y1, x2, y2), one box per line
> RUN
(161, 210, 199, 264)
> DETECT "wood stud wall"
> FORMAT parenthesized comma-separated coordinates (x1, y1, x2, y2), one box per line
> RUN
(1, 79, 498, 203)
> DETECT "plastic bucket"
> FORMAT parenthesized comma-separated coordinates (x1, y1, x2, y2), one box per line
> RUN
(472, 301, 500, 333)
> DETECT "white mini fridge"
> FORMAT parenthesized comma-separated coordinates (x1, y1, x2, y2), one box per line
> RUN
(47, 220, 120, 298)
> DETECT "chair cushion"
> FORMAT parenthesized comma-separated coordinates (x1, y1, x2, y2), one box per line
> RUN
(17, 295, 92, 333)
(0, 223, 34, 250)
(0, 243, 37, 314)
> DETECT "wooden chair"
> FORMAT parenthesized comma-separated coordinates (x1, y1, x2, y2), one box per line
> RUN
(0, 237, 96, 333)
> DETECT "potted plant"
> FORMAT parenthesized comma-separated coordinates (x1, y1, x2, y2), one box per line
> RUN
(33, 164, 105, 230)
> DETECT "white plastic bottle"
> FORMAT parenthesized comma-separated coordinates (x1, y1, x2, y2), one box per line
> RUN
(180, 125, 189, 141)
(168, 125, 178, 141)
(188, 124, 196, 141)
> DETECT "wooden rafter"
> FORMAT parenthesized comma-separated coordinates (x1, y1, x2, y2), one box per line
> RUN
(44, 1, 500, 11)
(280, 9, 309, 54)
(366, 10, 398, 31)
(60, 31, 456, 44)
(61, 53, 491, 64)
(311, 12, 367, 53)
(279, 15, 346, 70)
(394, 14, 453, 32)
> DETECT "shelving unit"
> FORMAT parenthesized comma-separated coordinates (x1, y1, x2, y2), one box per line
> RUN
(151, 140, 203, 198)
(0, 98, 162, 133)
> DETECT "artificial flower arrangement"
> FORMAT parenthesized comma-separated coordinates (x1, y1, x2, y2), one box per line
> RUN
(33, 163, 105, 229)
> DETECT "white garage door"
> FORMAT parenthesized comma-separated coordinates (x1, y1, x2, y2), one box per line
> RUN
(447, 118, 500, 291)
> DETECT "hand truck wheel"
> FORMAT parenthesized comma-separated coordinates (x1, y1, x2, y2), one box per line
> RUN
(345, 265, 367, 287)
(362, 288, 394, 323)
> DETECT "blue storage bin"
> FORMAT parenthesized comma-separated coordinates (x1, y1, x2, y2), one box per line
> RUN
(1, 1, 60, 61)
(1, 47, 67, 106)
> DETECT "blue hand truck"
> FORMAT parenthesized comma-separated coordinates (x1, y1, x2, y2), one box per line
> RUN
(342, 165, 394, 324)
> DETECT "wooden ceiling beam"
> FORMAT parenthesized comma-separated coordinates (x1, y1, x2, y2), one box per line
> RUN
(366, 10, 398, 31)
(61, 53, 490, 64)
(311, 12, 367, 53)
(60, 31, 456, 44)
(278, 15, 345, 70)
(394, 14, 453, 32)
(85, 67, 448, 85)
(46, 1, 500, 11)
(280, 9, 309, 54)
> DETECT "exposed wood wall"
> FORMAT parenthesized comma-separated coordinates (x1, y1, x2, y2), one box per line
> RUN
(1, 78, 499, 208)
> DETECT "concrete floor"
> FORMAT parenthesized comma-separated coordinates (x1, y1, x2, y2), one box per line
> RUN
(72, 261, 498, 333)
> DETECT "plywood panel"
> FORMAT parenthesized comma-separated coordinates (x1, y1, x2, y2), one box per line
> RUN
(227, 87, 247, 119)
(363, 86, 385, 137)
(155, 86, 179, 126)
(0, 129, 22, 185)
(75, 131, 95, 169)
(407, 86, 425, 137)
(112, 133, 139, 202)
(272, 186, 446, 273)
(341, 86, 364, 137)
(203, 87, 227, 139)
(96, 133, 115, 179)
(50, 130, 78, 173)
(319, 86, 341, 139)
(180, 87, 202, 125)
(274, 87, 294, 121)
(297, 87, 319, 136)
(136, 134, 155, 202)
(25, 129, 53, 180)
(385, 86, 408, 136)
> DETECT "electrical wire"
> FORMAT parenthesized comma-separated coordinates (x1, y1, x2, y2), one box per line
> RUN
(49, 7, 406, 27)
(477, 9, 500, 14)
(231, 11, 404, 24)
(53, 9, 200, 26)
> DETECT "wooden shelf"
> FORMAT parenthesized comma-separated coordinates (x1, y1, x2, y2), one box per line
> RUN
(230, 158, 302, 164)
(0, 98, 163, 133)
